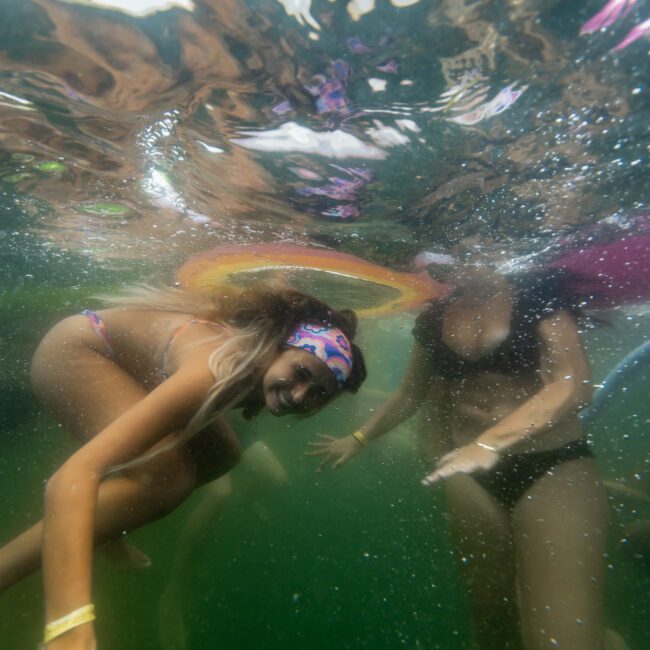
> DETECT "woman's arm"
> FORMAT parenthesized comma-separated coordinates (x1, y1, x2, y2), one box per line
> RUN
(307, 342, 437, 469)
(424, 310, 592, 483)
(474, 309, 592, 450)
(42, 359, 216, 649)
(354, 342, 439, 441)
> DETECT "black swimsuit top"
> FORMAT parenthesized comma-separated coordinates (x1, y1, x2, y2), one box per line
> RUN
(412, 271, 578, 379)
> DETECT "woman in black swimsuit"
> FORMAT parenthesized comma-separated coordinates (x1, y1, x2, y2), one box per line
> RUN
(309, 258, 620, 650)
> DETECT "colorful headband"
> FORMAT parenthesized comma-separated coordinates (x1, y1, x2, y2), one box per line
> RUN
(285, 322, 353, 388)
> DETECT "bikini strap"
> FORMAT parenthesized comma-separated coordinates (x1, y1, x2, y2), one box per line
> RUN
(81, 309, 116, 358)
(161, 319, 226, 379)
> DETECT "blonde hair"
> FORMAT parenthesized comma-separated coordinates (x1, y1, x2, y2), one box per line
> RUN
(100, 283, 364, 471)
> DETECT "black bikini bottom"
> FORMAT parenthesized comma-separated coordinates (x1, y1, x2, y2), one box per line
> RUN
(474, 438, 594, 509)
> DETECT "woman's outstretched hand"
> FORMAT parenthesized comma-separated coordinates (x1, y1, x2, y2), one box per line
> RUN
(422, 442, 499, 485)
(306, 434, 363, 470)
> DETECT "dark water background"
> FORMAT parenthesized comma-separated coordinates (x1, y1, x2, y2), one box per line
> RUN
(1, 0, 649, 648)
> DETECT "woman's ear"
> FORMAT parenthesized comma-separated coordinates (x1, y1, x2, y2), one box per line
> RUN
(342, 309, 358, 338)
(343, 343, 367, 393)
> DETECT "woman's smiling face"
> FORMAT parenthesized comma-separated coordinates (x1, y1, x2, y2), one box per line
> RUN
(262, 347, 339, 416)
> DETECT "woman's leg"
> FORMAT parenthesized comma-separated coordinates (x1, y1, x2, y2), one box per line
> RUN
(159, 441, 288, 650)
(0, 318, 236, 592)
(444, 474, 523, 650)
(0, 418, 241, 593)
(29, 315, 149, 445)
(513, 457, 609, 650)
(165, 440, 288, 590)
(0, 455, 196, 591)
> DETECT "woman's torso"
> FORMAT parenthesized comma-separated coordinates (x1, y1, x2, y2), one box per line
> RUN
(414, 285, 585, 454)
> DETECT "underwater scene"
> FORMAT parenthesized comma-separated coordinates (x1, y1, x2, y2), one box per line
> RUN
(0, 1, 649, 649)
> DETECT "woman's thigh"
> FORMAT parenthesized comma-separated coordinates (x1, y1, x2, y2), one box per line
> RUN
(31, 315, 147, 442)
(444, 474, 516, 604)
(513, 457, 608, 650)
(445, 475, 522, 649)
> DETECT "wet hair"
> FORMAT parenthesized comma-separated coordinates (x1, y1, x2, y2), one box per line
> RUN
(217, 284, 366, 391)
(215, 285, 366, 419)
(506, 267, 607, 329)
(100, 283, 366, 468)
(507, 268, 580, 314)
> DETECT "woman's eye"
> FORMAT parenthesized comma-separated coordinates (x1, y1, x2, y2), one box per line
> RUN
(296, 368, 308, 381)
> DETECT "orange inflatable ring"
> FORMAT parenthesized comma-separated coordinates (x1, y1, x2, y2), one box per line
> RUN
(176, 244, 446, 318)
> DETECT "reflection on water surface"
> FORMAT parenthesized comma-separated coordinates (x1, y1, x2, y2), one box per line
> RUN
(0, 0, 648, 271)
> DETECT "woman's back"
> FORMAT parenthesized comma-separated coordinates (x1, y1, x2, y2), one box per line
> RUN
(98, 308, 228, 385)
(33, 308, 228, 393)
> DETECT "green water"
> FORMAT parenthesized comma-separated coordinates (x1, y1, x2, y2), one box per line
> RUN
(1, 277, 649, 649)
(228, 269, 403, 312)
(0, 285, 470, 649)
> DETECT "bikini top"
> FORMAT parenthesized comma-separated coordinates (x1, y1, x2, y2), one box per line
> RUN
(161, 318, 229, 379)
(412, 270, 578, 379)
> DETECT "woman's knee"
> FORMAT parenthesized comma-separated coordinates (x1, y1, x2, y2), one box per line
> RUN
(126, 448, 198, 517)
(187, 421, 243, 485)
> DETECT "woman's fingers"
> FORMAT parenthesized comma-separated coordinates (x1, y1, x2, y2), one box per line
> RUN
(435, 450, 457, 467)
(305, 435, 337, 454)
(422, 458, 453, 485)
(422, 455, 449, 484)
(423, 462, 459, 485)
(332, 450, 353, 469)
(422, 469, 442, 485)
(422, 452, 473, 485)
(309, 449, 341, 465)
(318, 452, 336, 472)
(305, 446, 329, 455)
(308, 434, 361, 470)
(316, 446, 348, 470)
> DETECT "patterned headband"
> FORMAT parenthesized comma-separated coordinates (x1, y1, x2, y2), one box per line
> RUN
(285, 322, 353, 388)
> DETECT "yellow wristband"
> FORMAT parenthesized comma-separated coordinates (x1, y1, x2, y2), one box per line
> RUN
(352, 430, 368, 447)
(43, 604, 96, 644)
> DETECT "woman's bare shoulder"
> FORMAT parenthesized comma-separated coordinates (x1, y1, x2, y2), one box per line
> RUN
(167, 319, 234, 373)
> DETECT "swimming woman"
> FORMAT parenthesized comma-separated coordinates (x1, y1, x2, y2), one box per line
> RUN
(309, 256, 618, 650)
(0, 282, 365, 650)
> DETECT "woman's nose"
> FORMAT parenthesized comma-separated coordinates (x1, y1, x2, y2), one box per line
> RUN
(292, 381, 310, 405)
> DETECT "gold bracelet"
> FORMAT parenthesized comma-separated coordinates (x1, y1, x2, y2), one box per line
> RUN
(352, 430, 368, 447)
(474, 440, 499, 453)
(43, 604, 96, 645)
